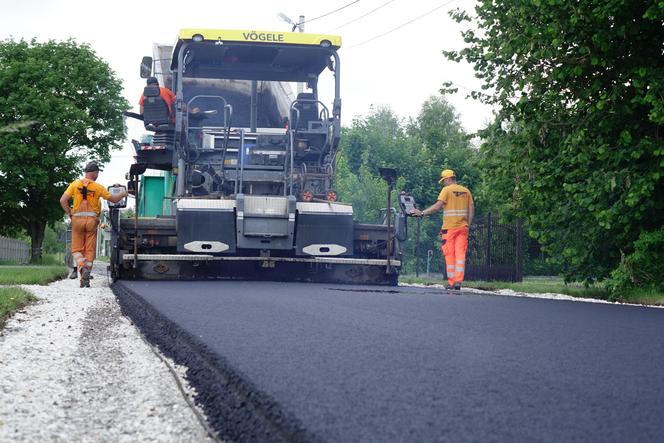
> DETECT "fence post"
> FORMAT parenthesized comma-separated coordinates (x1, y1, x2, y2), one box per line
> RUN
(486, 213, 492, 279)
(415, 217, 421, 277)
(515, 218, 524, 282)
(426, 249, 433, 276)
(0, 236, 29, 264)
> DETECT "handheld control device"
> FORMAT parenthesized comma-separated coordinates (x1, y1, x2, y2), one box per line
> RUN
(107, 185, 127, 209)
(399, 192, 417, 215)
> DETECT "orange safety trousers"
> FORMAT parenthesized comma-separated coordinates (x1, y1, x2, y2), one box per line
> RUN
(441, 226, 469, 286)
(71, 216, 98, 274)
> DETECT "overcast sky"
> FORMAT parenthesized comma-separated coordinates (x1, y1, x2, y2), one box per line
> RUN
(1, 0, 493, 187)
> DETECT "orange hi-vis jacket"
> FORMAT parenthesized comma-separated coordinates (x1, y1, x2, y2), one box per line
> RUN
(437, 183, 473, 230)
(139, 87, 176, 115)
(64, 178, 112, 275)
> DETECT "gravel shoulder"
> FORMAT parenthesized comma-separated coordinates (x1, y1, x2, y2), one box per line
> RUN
(0, 269, 213, 442)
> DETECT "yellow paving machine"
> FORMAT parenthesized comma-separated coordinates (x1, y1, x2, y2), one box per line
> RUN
(111, 29, 407, 285)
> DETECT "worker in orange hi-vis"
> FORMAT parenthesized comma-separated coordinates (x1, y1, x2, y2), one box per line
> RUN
(59, 162, 128, 288)
(139, 76, 176, 119)
(410, 169, 474, 291)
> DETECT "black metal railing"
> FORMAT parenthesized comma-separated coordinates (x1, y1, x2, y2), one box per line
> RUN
(465, 213, 523, 282)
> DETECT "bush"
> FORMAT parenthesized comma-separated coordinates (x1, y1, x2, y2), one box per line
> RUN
(607, 228, 664, 295)
(524, 257, 562, 277)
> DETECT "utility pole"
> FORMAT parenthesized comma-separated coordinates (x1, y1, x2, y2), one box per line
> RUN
(278, 13, 306, 93)
(297, 15, 305, 94)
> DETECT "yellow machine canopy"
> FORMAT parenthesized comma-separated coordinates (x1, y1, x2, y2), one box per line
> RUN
(179, 29, 341, 48)
(171, 29, 342, 82)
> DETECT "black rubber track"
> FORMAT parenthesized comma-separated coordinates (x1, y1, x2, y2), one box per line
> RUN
(113, 281, 664, 442)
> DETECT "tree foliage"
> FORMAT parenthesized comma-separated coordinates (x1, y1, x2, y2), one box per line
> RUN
(445, 1, 664, 281)
(42, 221, 67, 255)
(607, 227, 664, 295)
(336, 107, 413, 222)
(0, 39, 128, 261)
(407, 96, 480, 212)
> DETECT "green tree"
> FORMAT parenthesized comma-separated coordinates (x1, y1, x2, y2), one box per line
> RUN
(335, 155, 389, 223)
(445, 1, 664, 282)
(42, 221, 67, 255)
(0, 39, 128, 262)
(336, 106, 416, 222)
(407, 95, 480, 210)
(341, 107, 418, 180)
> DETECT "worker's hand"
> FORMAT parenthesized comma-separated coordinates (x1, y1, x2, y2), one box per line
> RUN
(410, 209, 423, 217)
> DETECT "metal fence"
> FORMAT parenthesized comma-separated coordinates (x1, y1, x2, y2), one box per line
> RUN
(0, 236, 30, 264)
(465, 214, 523, 282)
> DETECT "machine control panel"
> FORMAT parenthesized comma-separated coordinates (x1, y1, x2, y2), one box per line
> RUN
(399, 192, 417, 215)
(107, 185, 127, 209)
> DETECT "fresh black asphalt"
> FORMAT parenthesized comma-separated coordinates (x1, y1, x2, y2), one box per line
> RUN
(113, 281, 664, 442)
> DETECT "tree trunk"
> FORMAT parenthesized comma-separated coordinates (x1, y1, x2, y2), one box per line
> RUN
(28, 220, 46, 263)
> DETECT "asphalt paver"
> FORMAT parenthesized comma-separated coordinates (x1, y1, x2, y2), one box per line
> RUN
(114, 281, 664, 442)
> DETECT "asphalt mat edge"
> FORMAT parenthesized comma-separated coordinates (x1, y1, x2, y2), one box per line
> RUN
(111, 281, 319, 443)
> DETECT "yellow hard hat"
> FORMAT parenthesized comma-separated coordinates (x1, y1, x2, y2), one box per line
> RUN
(438, 169, 455, 183)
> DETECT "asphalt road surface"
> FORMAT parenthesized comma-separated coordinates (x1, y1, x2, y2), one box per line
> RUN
(114, 281, 664, 442)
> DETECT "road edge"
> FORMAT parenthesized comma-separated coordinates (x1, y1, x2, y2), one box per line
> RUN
(401, 283, 664, 309)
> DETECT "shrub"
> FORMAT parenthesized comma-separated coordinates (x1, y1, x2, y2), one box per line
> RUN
(607, 227, 664, 295)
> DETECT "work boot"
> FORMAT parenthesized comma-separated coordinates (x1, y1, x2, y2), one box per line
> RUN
(453, 283, 462, 291)
(80, 267, 91, 288)
(445, 284, 454, 290)
(69, 268, 78, 279)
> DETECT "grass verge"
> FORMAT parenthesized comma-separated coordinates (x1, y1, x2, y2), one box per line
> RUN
(463, 277, 607, 299)
(0, 287, 37, 328)
(0, 265, 67, 285)
(612, 287, 664, 306)
(399, 275, 664, 306)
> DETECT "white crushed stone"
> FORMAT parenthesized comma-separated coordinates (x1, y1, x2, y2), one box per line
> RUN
(401, 282, 664, 309)
(0, 269, 213, 442)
